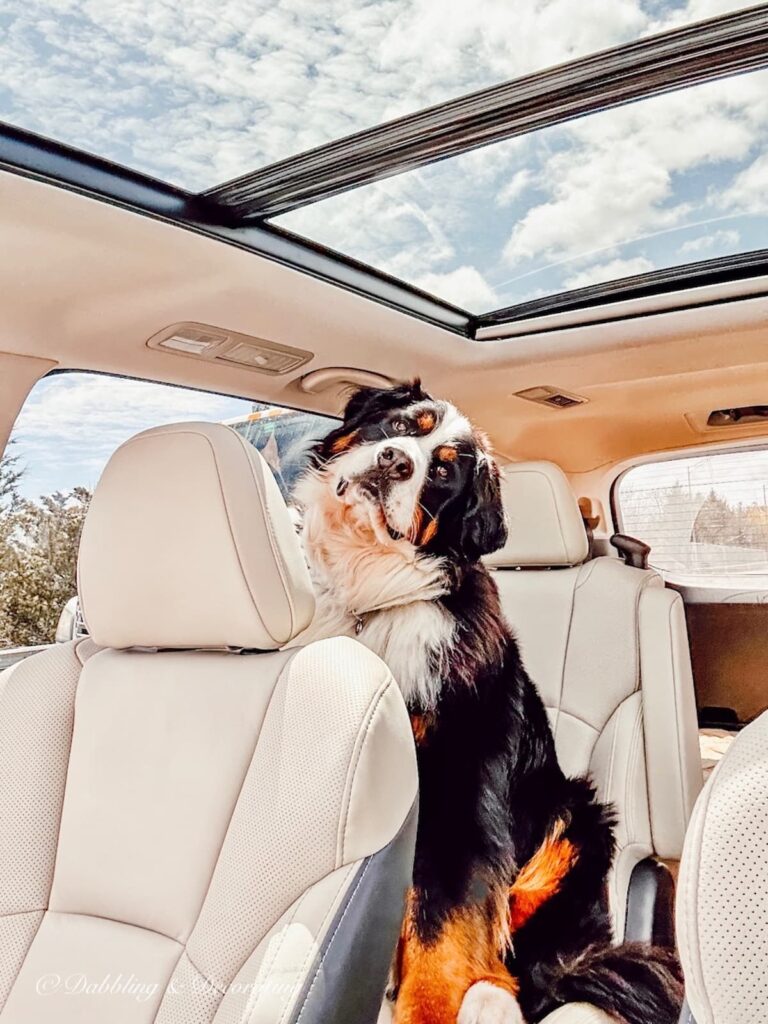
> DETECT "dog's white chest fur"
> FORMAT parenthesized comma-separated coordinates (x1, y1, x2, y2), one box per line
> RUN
(291, 507, 454, 707)
(293, 578, 455, 709)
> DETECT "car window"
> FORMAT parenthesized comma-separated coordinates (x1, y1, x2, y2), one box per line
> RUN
(616, 448, 768, 587)
(0, 371, 334, 661)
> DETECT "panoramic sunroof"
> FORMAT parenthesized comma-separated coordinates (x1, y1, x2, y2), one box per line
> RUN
(0, 0, 751, 192)
(275, 67, 768, 313)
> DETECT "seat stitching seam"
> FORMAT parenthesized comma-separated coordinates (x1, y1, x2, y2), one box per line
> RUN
(601, 709, 620, 812)
(668, 595, 690, 836)
(235, 432, 299, 638)
(624, 699, 644, 842)
(554, 568, 580, 740)
(634, 574, 657, 698)
(271, 864, 359, 1024)
(150, 945, 217, 1024)
(553, 707, 599, 732)
(179, 650, 300, 986)
(183, 949, 225, 996)
(337, 677, 393, 866)
(292, 858, 373, 1024)
(241, 886, 311, 1021)
(227, 861, 358, 1013)
(0, 910, 46, 1014)
(207, 431, 295, 644)
(44, 909, 182, 945)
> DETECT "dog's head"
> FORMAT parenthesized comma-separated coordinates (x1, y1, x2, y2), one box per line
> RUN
(301, 380, 508, 562)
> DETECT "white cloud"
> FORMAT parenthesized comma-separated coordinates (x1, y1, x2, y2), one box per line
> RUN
(0, 0, 725, 190)
(721, 153, 768, 215)
(564, 256, 654, 290)
(503, 72, 767, 268)
(497, 169, 533, 207)
(2, 0, 764, 312)
(415, 266, 498, 308)
(679, 229, 741, 255)
(12, 373, 250, 498)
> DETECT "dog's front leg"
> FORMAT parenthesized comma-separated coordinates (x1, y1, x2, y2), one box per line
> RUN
(393, 892, 522, 1024)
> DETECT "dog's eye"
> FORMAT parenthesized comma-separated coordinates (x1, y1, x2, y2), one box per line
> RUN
(392, 418, 408, 434)
(435, 464, 449, 479)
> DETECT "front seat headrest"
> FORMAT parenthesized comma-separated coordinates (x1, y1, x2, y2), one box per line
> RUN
(78, 421, 315, 650)
(677, 712, 768, 1024)
(485, 460, 589, 568)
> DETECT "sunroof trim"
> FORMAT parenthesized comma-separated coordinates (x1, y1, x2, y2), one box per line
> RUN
(473, 250, 768, 330)
(206, 5, 768, 219)
(0, 121, 471, 334)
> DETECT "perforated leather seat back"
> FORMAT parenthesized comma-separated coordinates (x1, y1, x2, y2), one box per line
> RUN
(0, 423, 418, 1024)
(677, 711, 768, 1024)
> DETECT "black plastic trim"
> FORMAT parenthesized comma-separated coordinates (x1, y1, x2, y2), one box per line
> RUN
(207, 6, 768, 218)
(0, 122, 470, 334)
(624, 857, 676, 947)
(289, 799, 418, 1024)
(476, 249, 768, 330)
(611, 533, 652, 570)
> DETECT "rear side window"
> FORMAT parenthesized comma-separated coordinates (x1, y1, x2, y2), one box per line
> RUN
(616, 448, 768, 587)
(0, 371, 334, 657)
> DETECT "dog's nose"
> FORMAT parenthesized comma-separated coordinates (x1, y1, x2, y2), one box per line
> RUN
(377, 446, 414, 481)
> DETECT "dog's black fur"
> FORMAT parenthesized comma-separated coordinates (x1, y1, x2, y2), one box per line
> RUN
(299, 381, 683, 1024)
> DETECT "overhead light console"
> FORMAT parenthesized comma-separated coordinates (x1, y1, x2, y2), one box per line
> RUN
(147, 322, 312, 376)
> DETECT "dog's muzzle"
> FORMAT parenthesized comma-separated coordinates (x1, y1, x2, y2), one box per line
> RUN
(376, 446, 414, 481)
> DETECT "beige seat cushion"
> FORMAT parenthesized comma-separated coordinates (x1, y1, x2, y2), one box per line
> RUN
(0, 422, 418, 1023)
(489, 461, 701, 936)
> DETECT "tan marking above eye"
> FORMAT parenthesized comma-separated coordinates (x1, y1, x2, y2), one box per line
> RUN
(436, 446, 458, 461)
(417, 411, 436, 432)
(331, 431, 356, 453)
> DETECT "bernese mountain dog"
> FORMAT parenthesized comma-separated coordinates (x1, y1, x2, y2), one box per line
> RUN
(292, 380, 683, 1024)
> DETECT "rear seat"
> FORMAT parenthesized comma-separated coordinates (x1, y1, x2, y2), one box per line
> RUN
(486, 461, 703, 940)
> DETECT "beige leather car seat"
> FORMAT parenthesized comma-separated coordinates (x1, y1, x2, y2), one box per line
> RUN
(0, 422, 418, 1024)
(676, 710, 768, 1024)
(486, 461, 703, 940)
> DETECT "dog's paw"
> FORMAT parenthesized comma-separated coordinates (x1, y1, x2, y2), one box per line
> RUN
(457, 982, 526, 1024)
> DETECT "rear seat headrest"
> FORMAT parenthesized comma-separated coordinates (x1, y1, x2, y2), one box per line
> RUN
(78, 422, 315, 650)
(485, 460, 589, 568)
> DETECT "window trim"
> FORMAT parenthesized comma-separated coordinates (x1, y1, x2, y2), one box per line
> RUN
(475, 252, 768, 334)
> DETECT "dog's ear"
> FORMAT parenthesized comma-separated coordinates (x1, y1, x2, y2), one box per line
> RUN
(460, 457, 508, 561)
(341, 378, 429, 425)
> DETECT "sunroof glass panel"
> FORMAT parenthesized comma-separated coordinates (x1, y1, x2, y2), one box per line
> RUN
(0, 1, 754, 191)
(275, 68, 768, 313)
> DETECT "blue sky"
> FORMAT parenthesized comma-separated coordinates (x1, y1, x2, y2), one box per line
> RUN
(2, 0, 765, 312)
(2, 1, 766, 493)
(11, 374, 253, 499)
(280, 69, 768, 309)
